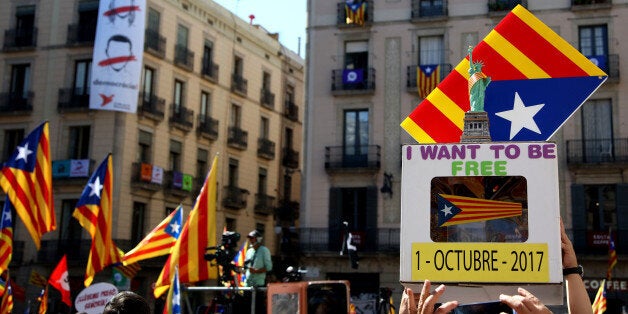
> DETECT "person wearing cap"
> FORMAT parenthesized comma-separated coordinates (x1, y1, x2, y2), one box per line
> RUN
(245, 230, 273, 287)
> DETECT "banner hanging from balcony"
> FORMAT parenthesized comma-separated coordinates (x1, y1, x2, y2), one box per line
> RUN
(401, 5, 607, 143)
(89, 0, 146, 113)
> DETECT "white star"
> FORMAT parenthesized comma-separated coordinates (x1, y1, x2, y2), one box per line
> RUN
(15, 143, 33, 162)
(495, 92, 545, 140)
(441, 205, 453, 216)
(169, 220, 181, 235)
(88, 176, 104, 198)
(425, 66, 432, 74)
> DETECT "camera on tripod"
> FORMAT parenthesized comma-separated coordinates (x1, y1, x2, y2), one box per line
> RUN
(204, 231, 241, 284)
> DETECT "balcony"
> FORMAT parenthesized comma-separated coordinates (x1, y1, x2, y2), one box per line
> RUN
(197, 115, 219, 140)
(231, 74, 248, 96)
(3, 27, 37, 51)
(406, 63, 453, 93)
(174, 44, 194, 71)
(201, 61, 219, 83)
(257, 138, 276, 160)
(138, 93, 166, 121)
(284, 100, 299, 121)
(130, 162, 163, 192)
(38, 239, 92, 263)
(282, 147, 299, 169)
(488, 0, 526, 13)
(144, 28, 166, 58)
(227, 126, 248, 150)
(254, 193, 276, 215)
(566, 138, 628, 165)
(222, 185, 249, 210)
(164, 170, 194, 198)
(331, 68, 376, 95)
(66, 23, 96, 45)
(52, 159, 94, 184)
(260, 89, 275, 110)
(169, 105, 194, 132)
(411, 0, 448, 20)
(0, 92, 34, 114)
(571, 0, 611, 9)
(325, 145, 381, 173)
(276, 200, 300, 221)
(299, 227, 399, 253)
(589, 54, 619, 82)
(57, 88, 90, 113)
(337, 1, 373, 27)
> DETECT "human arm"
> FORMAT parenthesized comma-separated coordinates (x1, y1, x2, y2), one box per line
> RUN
(399, 280, 458, 314)
(561, 219, 593, 314)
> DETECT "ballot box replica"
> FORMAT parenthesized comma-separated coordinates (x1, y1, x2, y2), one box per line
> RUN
(400, 142, 563, 304)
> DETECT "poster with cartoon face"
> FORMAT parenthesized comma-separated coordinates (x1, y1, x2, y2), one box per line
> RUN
(400, 143, 563, 304)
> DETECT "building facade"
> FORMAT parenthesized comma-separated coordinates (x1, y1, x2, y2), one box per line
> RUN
(304, 0, 627, 310)
(0, 0, 303, 311)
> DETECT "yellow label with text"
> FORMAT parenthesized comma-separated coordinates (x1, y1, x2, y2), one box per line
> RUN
(411, 242, 549, 282)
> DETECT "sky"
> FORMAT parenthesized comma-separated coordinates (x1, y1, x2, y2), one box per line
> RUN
(212, 0, 307, 57)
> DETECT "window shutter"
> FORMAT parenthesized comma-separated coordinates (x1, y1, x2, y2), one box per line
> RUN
(571, 184, 586, 251)
(329, 187, 343, 251)
(616, 184, 628, 252)
(365, 186, 378, 251)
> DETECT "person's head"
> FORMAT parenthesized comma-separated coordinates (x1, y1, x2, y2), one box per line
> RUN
(247, 230, 263, 246)
(103, 291, 150, 314)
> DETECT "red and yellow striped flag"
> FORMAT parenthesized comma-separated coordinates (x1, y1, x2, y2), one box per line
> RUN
(123, 205, 183, 265)
(37, 287, 48, 314)
(0, 198, 14, 276)
(154, 156, 219, 297)
(401, 5, 606, 143)
(592, 279, 607, 314)
(345, 1, 366, 26)
(0, 121, 55, 249)
(417, 65, 441, 99)
(437, 194, 522, 227)
(73, 154, 123, 286)
(0, 277, 13, 314)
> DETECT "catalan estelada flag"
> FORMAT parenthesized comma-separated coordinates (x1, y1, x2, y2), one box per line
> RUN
(162, 266, 181, 314)
(401, 5, 607, 143)
(437, 194, 522, 227)
(345, 0, 366, 26)
(417, 65, 441, 99)
(592, 279, 607, 314)
(73, 154, 123, 286)
(0, 277, 13, 314)
(37, 287, 48, 314)
(232, 240, 250, 287)
(124, 205, 183, 265)
(0, 197, 13, 276)
(0, 121, 55, 249)
(607, 229, 617, 280)
(154, 156, 219, 298)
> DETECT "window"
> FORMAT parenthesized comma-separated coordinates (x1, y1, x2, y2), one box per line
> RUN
(283, 174, 292, 202)
(176, 25, 189, 49)
(228, 158, 239, 187)
(226, 218, 236, 231)
(174, 79, 184, 113)
(200, 91, 210, 121)
(68, 125, 90, 159)
(258, 167, 267, 195)
(3, 129, 24, 161)
(328, 187, 378, 251)
(202, 41, 214, 75)
(344, 41, 368, 70)
(169, 140, 182, 171)
(74, 60, 92, 96)
(581, 99, 612, 162)
(147, 8, 160, 33)
(59, 199, 82, 242)
(419, 35, 444, 65)
(344, 109, 369, 162)
(286, 85, 295, 103)
(262, 72, 271, 90)
(77, 1, 98, 42)
(197, 148, 208, 180)
(131, 202, 146, 244)
(138, 130, 152, 163)
(579, 25, 608, 73)
(142, 67, 155, 101)
(234, 56, 244, 76)
(15, 5, 35, 46)
(285, 127, 294, 149)
(230, 104, 241, 127)
(10, 64, 31, 100)
(260, 117, 270, 139)
(584, 185, 616, 232)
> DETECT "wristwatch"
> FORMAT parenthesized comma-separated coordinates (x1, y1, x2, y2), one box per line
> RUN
(563, 265, 584, 278)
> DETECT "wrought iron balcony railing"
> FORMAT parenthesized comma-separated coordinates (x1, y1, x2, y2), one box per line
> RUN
(52, 159, 95, 182)
(257, 138, 276, 160)
(411, 0, 448, 19)
(337, 1, 374, 26)
(571, 0, 611, 7)
(58, 88, 90, 112)
(260, 89, 275, 110)
(284, 100, 299, 121)
(164, 170, 194, 197)
(299, 227, 400, 252)
(3, 27, 37, 50)
(406, 63, 453, 91)
(66, 23, 96, 45)
(138, 93, 166, 121)
(223, 185, 249, 209)
(325, 145, 381, 171)
(231, 74, 248, 96)
(282, 147, 299, 169)
(144, 28, 166, 58)
(130, 162, 163, 192)
(488, 0, 526, 12)
(331, 68, 376, 93)
(0, 91, 34, 113)
(566, 138, 628, 164)
(197, 115, 219, 140)
(227, 126, 248, 150)
(169, 105, 194, 132)
(174, 44, 194, 71)
(201, 61, 219, 82)
(254, 193, 276, 215)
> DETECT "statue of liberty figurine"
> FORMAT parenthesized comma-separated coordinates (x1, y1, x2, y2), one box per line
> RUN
(467, 46, 491, 112)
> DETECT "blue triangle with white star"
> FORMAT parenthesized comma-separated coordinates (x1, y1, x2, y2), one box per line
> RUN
(436, 194, 462, 227)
